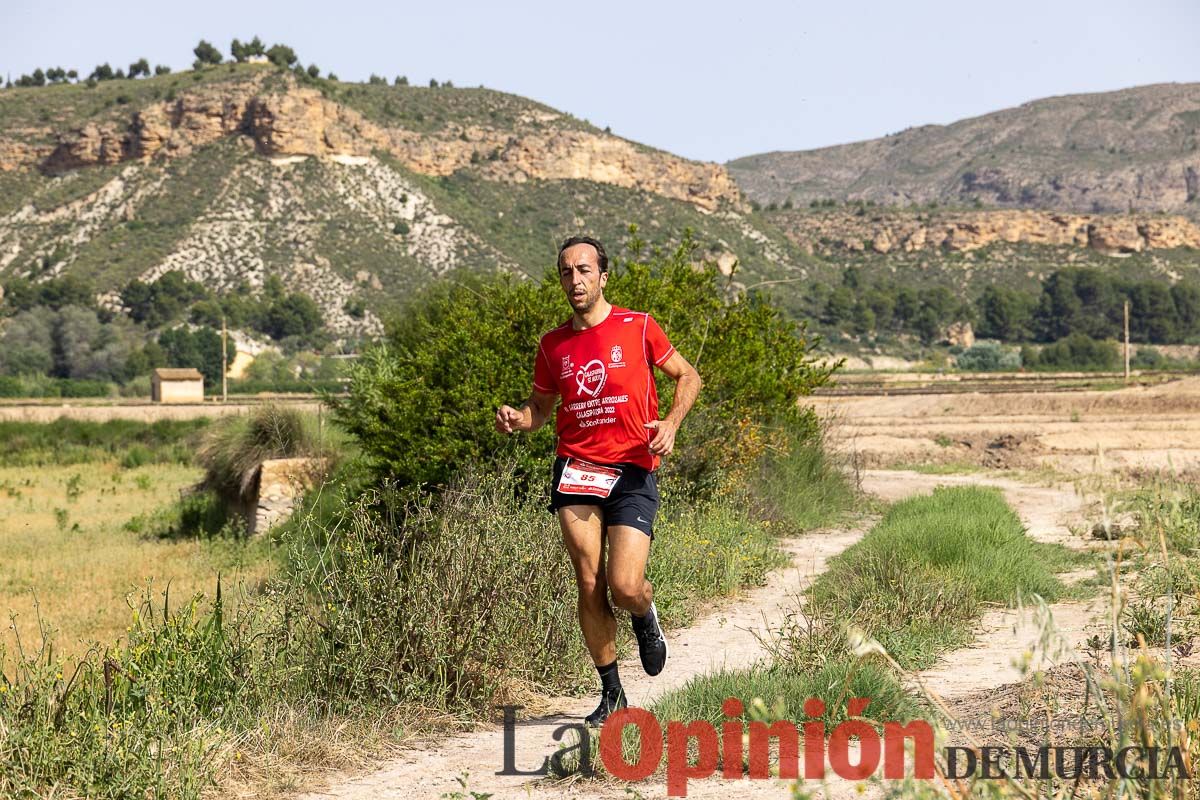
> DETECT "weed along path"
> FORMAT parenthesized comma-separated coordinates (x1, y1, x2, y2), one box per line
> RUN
(299, 471, 1105, 800)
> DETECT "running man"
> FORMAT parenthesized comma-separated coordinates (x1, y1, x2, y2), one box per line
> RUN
(495, 236, 702, 726)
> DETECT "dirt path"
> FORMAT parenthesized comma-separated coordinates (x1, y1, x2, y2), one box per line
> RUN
(298, 471, 1107, 800)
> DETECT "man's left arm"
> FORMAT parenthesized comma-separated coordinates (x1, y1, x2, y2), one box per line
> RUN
(645, 351, 702, 457)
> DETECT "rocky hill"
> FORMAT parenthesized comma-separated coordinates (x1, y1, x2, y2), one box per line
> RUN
(0, 64, 816, 339)
(766, 205, 1200, 297)
(775, 208, 1200, 257)
(729, 83, 1200, 216)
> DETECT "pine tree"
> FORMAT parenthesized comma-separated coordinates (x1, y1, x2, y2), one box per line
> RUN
(266, 44, 297, 68)
(193, 40, 223, 66)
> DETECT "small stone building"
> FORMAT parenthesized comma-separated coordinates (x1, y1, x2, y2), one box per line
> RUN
(151, 367, 204, 403)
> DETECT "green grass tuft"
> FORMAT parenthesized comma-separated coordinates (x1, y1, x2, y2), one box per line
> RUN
(811, 485, 1074, 669)
(653, 660, 921, 729)
(196, 404, 348, 503)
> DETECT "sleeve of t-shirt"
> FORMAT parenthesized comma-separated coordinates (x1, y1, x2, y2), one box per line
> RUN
(644, 315, 676, 367)
(532, 338, 558, 394)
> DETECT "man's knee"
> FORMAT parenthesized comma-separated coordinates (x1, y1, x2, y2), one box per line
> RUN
(607, 575, 647, 610)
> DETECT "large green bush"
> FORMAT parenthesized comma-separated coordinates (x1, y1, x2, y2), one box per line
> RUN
(954, 341, 1020, 372)
(1026, 333, 1121, 371)
(330, 232, 833, 492)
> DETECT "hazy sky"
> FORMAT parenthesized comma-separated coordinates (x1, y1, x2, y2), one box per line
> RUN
(5, 0, 1197, 163)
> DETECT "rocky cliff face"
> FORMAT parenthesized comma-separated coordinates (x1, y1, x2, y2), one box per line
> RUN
(729, 82, 1200, 217)
(773, 208, 1200, 256)
(1, 76, 740, 211)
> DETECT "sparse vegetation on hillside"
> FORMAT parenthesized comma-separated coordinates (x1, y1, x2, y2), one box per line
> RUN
(0, 48, 810, 370)
(729, 82, 1200, 215)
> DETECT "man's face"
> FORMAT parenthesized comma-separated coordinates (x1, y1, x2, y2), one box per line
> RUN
(559, 243, 607, 313)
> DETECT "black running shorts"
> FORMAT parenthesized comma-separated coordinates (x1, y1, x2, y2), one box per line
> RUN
(548, 455, 660, 538)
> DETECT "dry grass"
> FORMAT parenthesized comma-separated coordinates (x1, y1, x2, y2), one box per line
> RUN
(812, 375, 1200, 420)
(811, 376, 1200, 478)
(0, 462, 275, 670)
(205, 702, 423, 800)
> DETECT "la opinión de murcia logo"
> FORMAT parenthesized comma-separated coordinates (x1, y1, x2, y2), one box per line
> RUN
(497, 699, 1190, 797)
(500, 697, 929, 796)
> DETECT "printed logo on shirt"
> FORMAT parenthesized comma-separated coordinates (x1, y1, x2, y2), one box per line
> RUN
(609, 345, 625, 368)
(575, 359, 607, 397)
(560, 354, 573, 379)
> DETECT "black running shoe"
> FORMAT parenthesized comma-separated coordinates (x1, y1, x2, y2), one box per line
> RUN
(632, 601, 668, 676)
(584, 686, 627, 727)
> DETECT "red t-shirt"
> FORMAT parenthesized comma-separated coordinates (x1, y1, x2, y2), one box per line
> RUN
(532, 305, 676, 471)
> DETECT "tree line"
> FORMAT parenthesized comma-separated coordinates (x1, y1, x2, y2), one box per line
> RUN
(806, 267, 1200, 346)
(5, 38, 454, 89)
(0, 271, 329, 389)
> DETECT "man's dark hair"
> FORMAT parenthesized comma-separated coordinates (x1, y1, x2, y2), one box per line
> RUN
(558, 235, 608, 273)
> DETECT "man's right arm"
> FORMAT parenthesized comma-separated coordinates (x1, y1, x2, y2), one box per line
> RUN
(495, 389, 557, 433)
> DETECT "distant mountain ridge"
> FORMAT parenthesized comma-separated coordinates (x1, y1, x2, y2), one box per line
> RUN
(728, 83, 1200, 216)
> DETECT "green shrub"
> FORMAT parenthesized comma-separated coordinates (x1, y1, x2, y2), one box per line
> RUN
(1132, 347, 1165, 369)
(0, 374, 115, 398)
(330, 231, 832, 493)
(281, 461, 586, 708)
(1028, 333, 1121, 371)
(0, 418, 206, 466)
(751, 425, 854, 533)
(954, 341, 1020, 371)
(118, 374, 153, 398)
(177, 489, 235, 537)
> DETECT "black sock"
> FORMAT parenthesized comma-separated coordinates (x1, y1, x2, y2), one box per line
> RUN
(597, 660, 621, 693)
(632, 604, 654, 625)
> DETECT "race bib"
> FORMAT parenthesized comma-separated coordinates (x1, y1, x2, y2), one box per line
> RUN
(557, 458, 623, 498)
